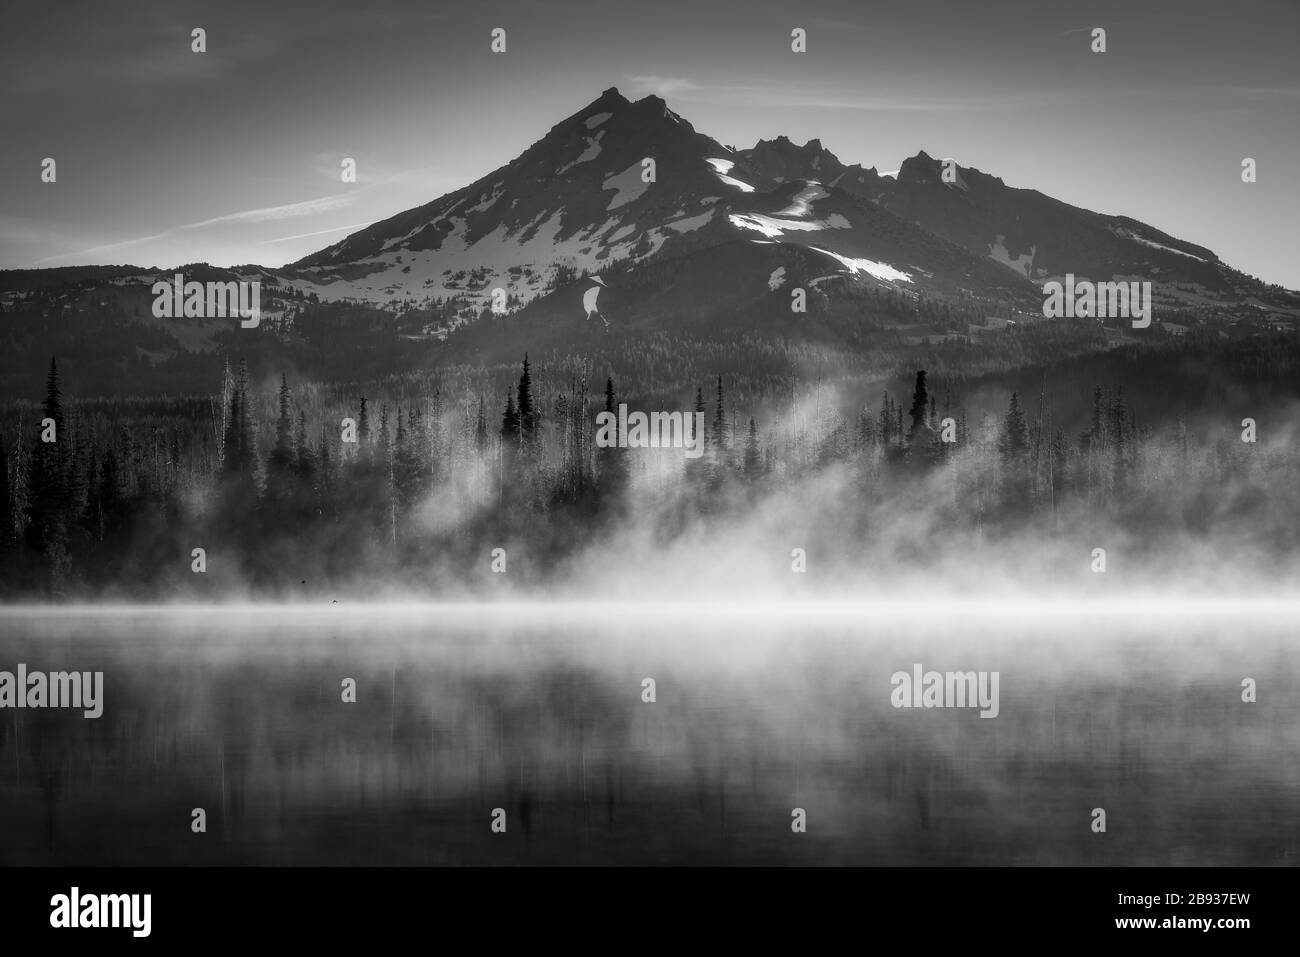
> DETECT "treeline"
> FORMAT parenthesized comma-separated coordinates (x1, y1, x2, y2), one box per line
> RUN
(1, 348, 1294, 599)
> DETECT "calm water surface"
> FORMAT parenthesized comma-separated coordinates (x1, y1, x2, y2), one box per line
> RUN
(0, 605, 1295, 865)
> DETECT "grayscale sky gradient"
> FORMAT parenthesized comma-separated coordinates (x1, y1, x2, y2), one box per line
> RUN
(1, 0, 1296, 286)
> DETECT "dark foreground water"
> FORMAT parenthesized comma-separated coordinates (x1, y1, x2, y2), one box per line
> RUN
(0, 604, 1295, 865)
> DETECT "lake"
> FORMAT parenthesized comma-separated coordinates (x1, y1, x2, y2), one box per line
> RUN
(0, 602, 1295, 865)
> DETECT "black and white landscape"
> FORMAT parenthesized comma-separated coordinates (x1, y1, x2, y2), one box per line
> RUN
(0, 0, 1298, 873)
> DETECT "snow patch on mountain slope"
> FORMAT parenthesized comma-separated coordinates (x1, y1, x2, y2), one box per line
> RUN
(557, 131, 605, 173)
(604, 161, 652, 210)
(585, 215, 625, 238)
(716, 173, 755, 192)
(727, 211, 850, 238)
(465, 184, 506, 214)
(291, 203, 662, 313)
(988, 235, 1035, 277)
(809, 246, 914, 284)
(663, 209, 713, 234)
(627, 210, 714, 260)
(584, 111, 613, 129)
(776, 183, 829, 217)
(512, 207, 556, 240)
(767, 266, 786, 290)
(1110, 226, 1208, 263)
(705, 158, 755, 191)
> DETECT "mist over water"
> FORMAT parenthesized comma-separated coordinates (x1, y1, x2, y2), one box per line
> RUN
(0, 606, 1294, 866)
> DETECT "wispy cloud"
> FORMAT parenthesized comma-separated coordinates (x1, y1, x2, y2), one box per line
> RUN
(34, 194, 359, 264)
(259, 222, 374, 245)
(181, 194, 357, 229)
(624, 75, 701, 97)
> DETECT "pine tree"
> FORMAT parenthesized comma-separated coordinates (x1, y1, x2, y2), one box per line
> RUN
(711, 376, 729, 457)
(598, 376, 628, 490)
(998, 391, 1029, 464)
(217, 360, 258, 528)
(392, 407, 423, 513)
(357, 396, 371, 463)
(291, 410, 315, 522)
(222, 359, 255, 476)
(500, 392, 519, 446)
(604, 378, 619, 445)
(686, 386, 707, 488)
(517, 354, 537, 446)
(27, 357, 70, 569)
(42, 356, 64, 437)
(265, 372, 295, 507)
(907, 370, 929, 441)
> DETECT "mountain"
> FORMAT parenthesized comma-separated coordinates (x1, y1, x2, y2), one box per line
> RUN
(279, 87, 1295, 337)
(287, 89, 732, 316)
(281, 87, 1041, 340)
(3, 85, 1298, 393)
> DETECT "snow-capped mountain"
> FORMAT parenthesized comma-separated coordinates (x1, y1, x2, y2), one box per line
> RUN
(286, 88, 738, 320)
(5, 85, 1296, 380)
(282, 87, 1040, 334)
(279, 86, 1292, 339)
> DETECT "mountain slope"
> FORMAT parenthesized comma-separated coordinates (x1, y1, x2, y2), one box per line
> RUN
(281, 88, 1048, 338)
(4, 85, 1297, 394)
(733, 135, 889, 202)
(285, 88, 739, 321)
(878, 151, 1283, 311)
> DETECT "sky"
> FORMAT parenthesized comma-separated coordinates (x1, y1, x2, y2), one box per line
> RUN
(1, 0, 1297, 287)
